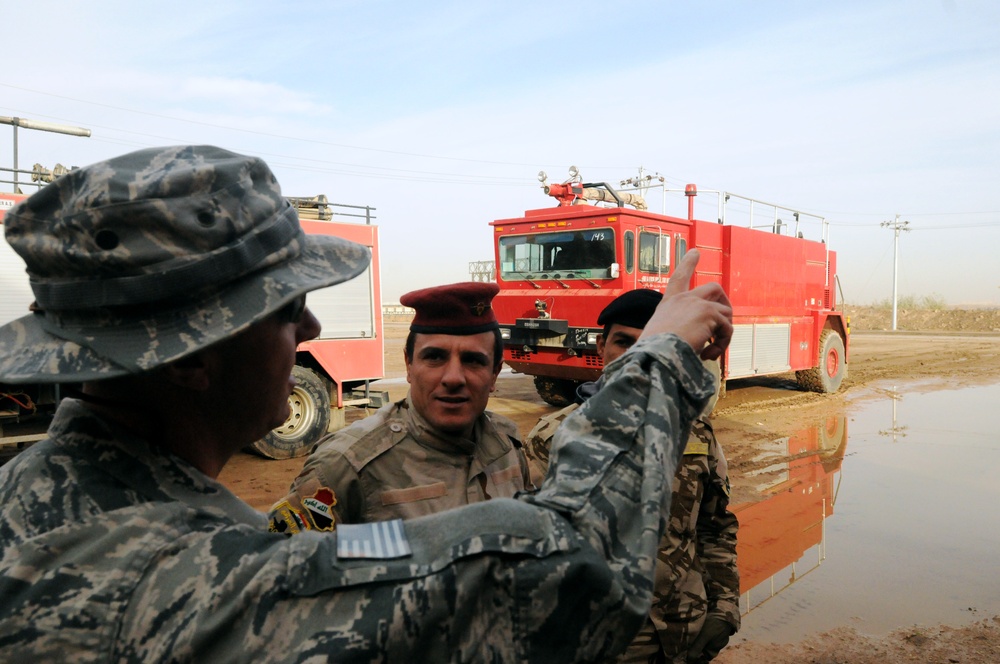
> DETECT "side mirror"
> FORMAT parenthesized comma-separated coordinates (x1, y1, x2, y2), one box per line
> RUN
(609, 263, 620, 278)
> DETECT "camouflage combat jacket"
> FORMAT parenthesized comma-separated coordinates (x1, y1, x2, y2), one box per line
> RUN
(0, 334, 714, 663)
(268, 396, 531, 533)
(525, 390, 740, 661)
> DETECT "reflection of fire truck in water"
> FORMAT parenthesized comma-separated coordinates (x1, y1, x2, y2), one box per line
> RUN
(490, 168, 849, 406)
(731, 413, 848, 615)
(0, 191, 386, 461)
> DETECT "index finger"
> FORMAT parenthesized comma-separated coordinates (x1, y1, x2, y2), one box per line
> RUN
(664, 249, 700, 300)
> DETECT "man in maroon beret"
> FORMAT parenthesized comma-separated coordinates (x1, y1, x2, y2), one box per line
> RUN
(268, 282, 532, 533)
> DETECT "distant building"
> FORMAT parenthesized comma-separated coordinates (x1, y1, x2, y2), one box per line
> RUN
(383, 303, 414, 321)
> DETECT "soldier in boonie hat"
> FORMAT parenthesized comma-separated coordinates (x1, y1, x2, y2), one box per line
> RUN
(0, 144, 369, 383)
(0, 145, 735, 661)
(268, 280, 532, 535)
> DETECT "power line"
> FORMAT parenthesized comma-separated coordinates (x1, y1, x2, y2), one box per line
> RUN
(0, 83, 633, 170)
(911, 222, 1000, 230)
(4, 83, 1000, 219)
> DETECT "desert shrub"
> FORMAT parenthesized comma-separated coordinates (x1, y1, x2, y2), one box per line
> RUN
(918, 294, 947, 310)
(868, 294, 946, 310)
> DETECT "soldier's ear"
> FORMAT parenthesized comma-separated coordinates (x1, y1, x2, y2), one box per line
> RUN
(403, 350, 414, 384)
(596, 334, 606, 357)
(162, 351, 211, 391)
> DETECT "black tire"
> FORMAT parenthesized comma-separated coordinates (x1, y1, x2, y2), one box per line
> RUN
(533, 376, 580, 407)
(247, 366, 331, 459)
(796, 330, 847, 393)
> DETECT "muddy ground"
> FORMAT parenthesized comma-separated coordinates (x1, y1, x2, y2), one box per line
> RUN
(219, 306, 1000, 662)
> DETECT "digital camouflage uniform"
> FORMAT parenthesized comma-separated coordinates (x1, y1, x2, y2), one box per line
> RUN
(525, 383, 740, 664)
(524, 401, 579, 487)
(0, 334, 716, 662)
(268, 395, 531, 533)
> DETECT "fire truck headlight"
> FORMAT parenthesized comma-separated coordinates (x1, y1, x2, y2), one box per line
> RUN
(500, 328, 511, 340)
(587, 332, 599, 345)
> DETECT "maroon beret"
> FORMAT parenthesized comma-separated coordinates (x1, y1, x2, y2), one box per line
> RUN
(401, 282, 500, 335)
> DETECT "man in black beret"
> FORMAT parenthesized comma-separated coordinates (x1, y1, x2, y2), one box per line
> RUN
(524, 288, 741, 664)
(269, 281, 532, 533)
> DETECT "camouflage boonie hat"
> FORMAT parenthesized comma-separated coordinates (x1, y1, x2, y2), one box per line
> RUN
(0, 145, 370, 383)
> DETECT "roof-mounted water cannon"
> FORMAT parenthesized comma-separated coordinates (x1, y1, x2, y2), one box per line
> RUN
(541, 165, 648, 210)
(539, 166, 587, 205)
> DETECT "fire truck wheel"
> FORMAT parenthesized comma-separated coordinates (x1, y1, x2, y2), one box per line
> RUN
(533, 376, 580, 407)
(795, 330, 847, 393)
(246, 366, 331, 459)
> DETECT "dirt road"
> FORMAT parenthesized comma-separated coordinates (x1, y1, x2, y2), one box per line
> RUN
(218, 318, 1000, 662)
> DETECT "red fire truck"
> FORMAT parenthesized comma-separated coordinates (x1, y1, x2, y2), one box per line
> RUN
(490, 169, 848, 406)
(0, 192, 385, 461)
(248, 196, 387, 459)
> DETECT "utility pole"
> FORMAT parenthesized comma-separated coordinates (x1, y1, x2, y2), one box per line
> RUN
(880, 215, 910, 331)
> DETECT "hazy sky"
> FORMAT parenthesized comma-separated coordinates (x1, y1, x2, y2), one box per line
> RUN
(2, 1, 998, 305)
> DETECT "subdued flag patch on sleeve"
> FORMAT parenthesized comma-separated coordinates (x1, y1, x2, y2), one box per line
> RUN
(336, 519, 412, 559)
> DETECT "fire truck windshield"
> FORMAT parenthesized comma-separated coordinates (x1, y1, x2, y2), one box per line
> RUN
(498, 229, 616, 279)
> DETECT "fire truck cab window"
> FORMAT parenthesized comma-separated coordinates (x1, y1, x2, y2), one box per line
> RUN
(675, 237, 687, 268)
(498, 229, 616, 279)
(639, 231, 670, 273)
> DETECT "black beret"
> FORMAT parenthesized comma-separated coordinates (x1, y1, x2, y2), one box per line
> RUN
(597, 289, 663, 330)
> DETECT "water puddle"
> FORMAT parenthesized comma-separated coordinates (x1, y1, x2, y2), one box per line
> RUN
(730, 380, 1000, 644)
